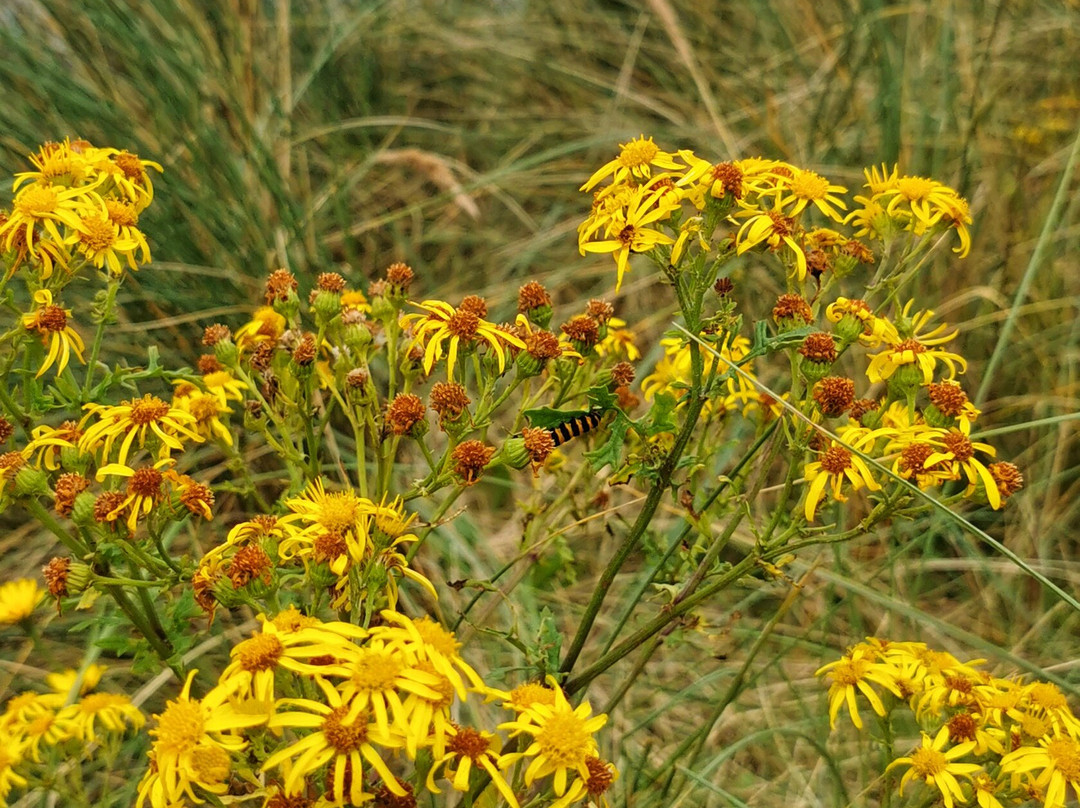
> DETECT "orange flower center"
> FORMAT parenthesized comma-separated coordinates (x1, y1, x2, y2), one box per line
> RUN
(128, 395, 171, 424)
(78, 215, 117, 251)
(321, 706, 368, 754)
(448, 726, 490, 760)
(128, 468, 164, 499)
(235, 633, 284, 672)
(1046, 738, 1080, 780)
(909, 745, 948, 778)
(819, 446, 854, 475)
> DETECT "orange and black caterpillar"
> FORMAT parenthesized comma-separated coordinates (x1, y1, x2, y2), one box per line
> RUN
(547, 409, 604, 447)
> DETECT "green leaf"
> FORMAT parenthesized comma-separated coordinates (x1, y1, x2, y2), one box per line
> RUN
(640, 392, 679, 437)
(585, 384, 619, 412)
(522, 406, 592, 429)
(535, 607, 562, 677)
(584, 411, 630, 471)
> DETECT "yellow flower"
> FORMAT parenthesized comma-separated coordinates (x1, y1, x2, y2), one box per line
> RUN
(640, 335, 757, 414)
(371, 611, 485, 698)
(60, 692, 145, 742)
(405, 299, 525, 380)
(734, 208, 808, 280)
(1001, 736, 1080, 808)
(580, 135, 684, 191)
(20, 289, 86, 377)
(262, 677, 406, 806)
(923, 429, 1002, 509)
(580, 185, 678, 290)
(0, 738, 28, 803)
(973, 771, 1005, 808)
(79, 394, 203, 466)
(24, 420, 83, 471)
(171, 386, 234, 445)
(498, 681, 608, 801)
(63, 202, 144, 275)
(773, 167, 848, 221)
(886, 726, 981, 808)
(802, 432, 882, 521)
(0, 579, 43, 625)
(136, 672, 261, 808)
(278, 477, 382, 573)
(816, 647, 902, 729)
(87, 148, 163, 210)
(235, 306, 286, 352)
(867, 338, 967, 385)
(427, 724, 520, 807)
(594, 317, 641, 361)
(12, 139, 93, 189)
(0, 181, 97, 261)
(45, 663, 108, 697)
(95, 458, 175, 532)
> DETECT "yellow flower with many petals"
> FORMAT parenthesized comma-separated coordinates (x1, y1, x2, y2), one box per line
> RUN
(580, 135, 684, 191)
(262, 677, 406, 806)
(0, 579, 43, 625)
(79, 394, 203, 466)
(886, 726, 981, 808)
(63, 202, 144, 275)
(136, 671, 263, 808)
(580, 185, 678, 290)
(774, 167, 848, 221)
(816, 647, 903, 729)
(802, 430, 883, 521)
(405, 299, 525, 381)
(20, 289, 86, 377)
(427, 724, 520, 807)
(498, 680, 608, 803)
(0, 181, 98, 261)
(735, 208, 808, 280)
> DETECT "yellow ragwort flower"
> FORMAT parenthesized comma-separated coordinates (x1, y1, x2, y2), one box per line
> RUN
(580, 185, 678, 291)
(20, 289, 86, 377)
(886, 726, 980, 808)
(79, 394, 203, 466)
(406, 299, 525, 381)
(580, 135, 684, 191)
(0, 578, 43, 626)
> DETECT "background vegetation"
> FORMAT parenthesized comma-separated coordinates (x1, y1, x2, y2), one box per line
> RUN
(1, 0, 1078, 804)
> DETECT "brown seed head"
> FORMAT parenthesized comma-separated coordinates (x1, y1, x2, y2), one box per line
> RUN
(446, 307, 480, 340)
(710, 162, 744, 198)
(384, 262, 414, 290)
(807, 249, 830, 276)
(0, 451, 24, 476)
(842, 239, 875, 264)
(368, 279, 389, 299)
(429, 382, 470, 423)
(899, 443, 939, 475)
(179, 480, 214, 517)
(313, 532, 348, 563)
(43, 556, 71, 598)
(989, 462, 1024, 498)
(197, 354, 223, 375)
(345, 368, 369, 389)
(265, 791, 314, 808)
(941, 430, 974, 462)
(561, 315, 600, 348)
(228, 545, 272, 589)
(714, 277, 734, 297)
(93, 491, 127, 524)
(54, 473, 90, 517)
(128, 467, 165, 501)
(927, 381, 969, 417)
(264, 269, 298, 304)
(373, 780, 416, 808)
(611, 361, 636, 387)
(386, 394, 427, 435)
(316, 272, 346, 293)
(585, 756, 616, 797)
(244, 399, 264, 419)
(261, 374, 279, 405)
(521, 427, 556, 467)
(451, 440, 495, 485)
(202, 324, 231, 347)
(0, 416, 12, 444)
(517, 281, 552, 313)
(813, 377, 855, 417)
(947, 712, 979, 743)
(128, 394, 171, 425)
(525, 330, 562, 360)
(798, 332, 838, 364)
(250, 340, 276, 373)
(849, 398, 879, 423)
(35, 305, 68, 333)
(773, 294, 813, 325)
(448, 725, 491, 760)
(819, 445, 853, 475)
(292, 333, 317, 366)
(458, 295, 488, 318)
(586, 298, 615, 324)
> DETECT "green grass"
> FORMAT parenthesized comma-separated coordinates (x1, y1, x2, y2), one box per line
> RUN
(1, 1, 1079, 805)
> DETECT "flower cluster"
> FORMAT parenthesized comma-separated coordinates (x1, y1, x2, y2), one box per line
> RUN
(134, 607, 617, 808)
(820, 639, 1080, 808)
(0, 664, 144, 804)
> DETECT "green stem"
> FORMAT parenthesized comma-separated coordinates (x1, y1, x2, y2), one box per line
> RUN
(560, 340, 707, 676)
(25, 499, 88, 556)
(83, 276, 120, 396)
